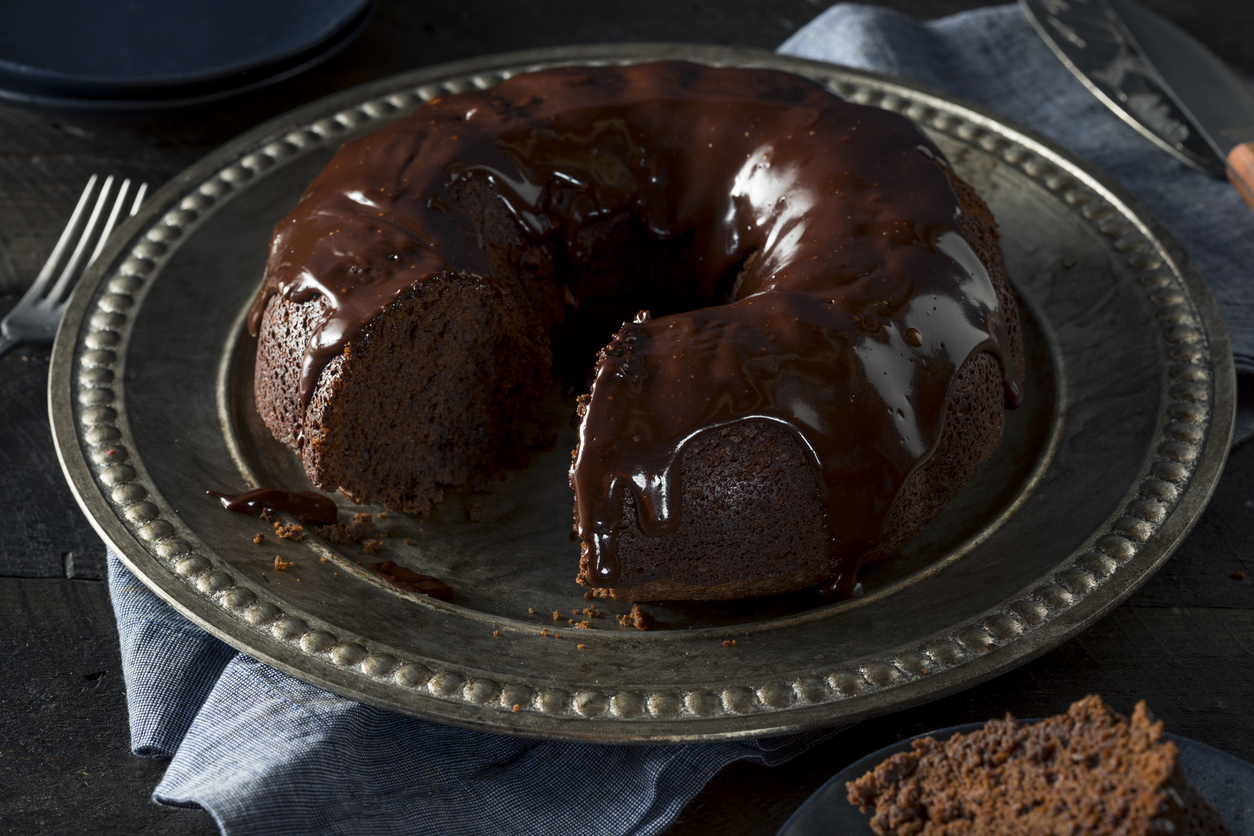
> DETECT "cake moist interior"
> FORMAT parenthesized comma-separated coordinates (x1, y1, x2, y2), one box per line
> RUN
(847, 696, 1233, 836)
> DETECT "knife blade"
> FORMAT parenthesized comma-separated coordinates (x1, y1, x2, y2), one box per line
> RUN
(1021, 0, 1254, 210)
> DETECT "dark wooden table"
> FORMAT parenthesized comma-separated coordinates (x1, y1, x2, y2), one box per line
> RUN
(3, 1, 1253, 833)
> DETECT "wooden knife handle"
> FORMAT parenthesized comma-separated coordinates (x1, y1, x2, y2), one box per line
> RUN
(1229, 141, 1254, 211)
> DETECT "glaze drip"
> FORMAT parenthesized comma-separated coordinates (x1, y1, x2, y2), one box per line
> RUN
(207, 488, 338, 526)
(248, 62, 1023, 589)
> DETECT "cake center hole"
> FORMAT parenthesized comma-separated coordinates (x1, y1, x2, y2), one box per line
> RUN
(537, 216, 756, 392)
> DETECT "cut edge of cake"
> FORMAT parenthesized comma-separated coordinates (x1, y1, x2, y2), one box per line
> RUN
(846, 695, 1232, 836)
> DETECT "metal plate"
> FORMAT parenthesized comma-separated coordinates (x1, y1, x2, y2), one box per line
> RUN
(50, 44, 1235, 743)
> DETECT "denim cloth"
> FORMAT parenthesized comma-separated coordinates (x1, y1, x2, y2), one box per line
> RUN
(109, 550, 836, 836)
(779, 3, 1254, 443)
(111, 5, 1254, 835)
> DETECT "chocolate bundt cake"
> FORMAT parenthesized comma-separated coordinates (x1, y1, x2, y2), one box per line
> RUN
(250, 61, 1024, 601)
(847, 695, 1232, 836)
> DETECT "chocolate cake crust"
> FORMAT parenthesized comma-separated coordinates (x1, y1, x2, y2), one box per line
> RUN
(251, 61, 1024, 600)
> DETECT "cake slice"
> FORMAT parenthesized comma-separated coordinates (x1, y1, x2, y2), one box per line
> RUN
(848, 695, 1231, 835)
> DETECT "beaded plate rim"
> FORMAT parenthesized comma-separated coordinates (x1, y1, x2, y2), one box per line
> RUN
(50, 43, 1235, 742)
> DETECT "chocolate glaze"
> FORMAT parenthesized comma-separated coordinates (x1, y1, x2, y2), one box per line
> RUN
(368, 560, 455, 601)
(208, 488, 338, 526)
(249, 62, 1023, 589)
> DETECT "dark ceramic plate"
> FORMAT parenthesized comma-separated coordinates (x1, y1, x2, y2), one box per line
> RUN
(0, 0, 374, 110)
(779, 722, 1254, 835)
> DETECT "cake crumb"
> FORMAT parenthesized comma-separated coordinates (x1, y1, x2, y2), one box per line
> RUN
(552, 610, 561, 621)
(377, 511, 389, 519)
(259, 508, 276, 522)
(617, 604, 654, 631)
(273, 556, 292, 571)
(575, 621, 591, 629)
(466, 502, 484, 522)
(361, 538, 384, 555)
(577, 644, 585, 649)
(1232, 571, 1246, 580)
(554, 633, 561, 639)
(314, 522, 352, 544)
(315, 514, 377, 545)
(253, 533, 265, 545)
(576, 607, 601, 618)
(540, 628, 549, 636)
(403, 538, 415, 546)
(723, 640, 736, 648)
(493, 630, 500, 637)
(347, 512, 374, 540)
(512, 704, 519, 712)
(273, 520, 305, 541)
(584, 592, 594, 600)
(528, 608, 535, 614)
(320, 556, 327, 562)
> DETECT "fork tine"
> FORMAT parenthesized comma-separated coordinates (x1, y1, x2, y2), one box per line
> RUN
(45, 175, 114, 305)
(87, 179, 132, 267)
(130, 183, 148, 216)
(26, 175, 99, 299)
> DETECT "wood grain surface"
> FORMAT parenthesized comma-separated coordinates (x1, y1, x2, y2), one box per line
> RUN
(2, 1, 1252, 834)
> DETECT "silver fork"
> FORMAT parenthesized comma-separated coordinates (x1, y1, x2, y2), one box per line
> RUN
(0, 175, 148, 359)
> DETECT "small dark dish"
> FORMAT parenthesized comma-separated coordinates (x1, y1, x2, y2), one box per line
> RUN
(0, 0, 374, 111)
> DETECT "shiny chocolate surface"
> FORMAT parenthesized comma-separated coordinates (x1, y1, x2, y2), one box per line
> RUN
(207, 487, 339, 526)
(249, 61, 1023, 585)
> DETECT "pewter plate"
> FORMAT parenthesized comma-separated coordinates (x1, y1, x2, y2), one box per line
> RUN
(51, 44, 1235, 743)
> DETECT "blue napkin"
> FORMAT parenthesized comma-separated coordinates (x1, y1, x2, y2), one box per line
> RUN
(109, 551, 834, 835)
(110, 5, 1254, 835)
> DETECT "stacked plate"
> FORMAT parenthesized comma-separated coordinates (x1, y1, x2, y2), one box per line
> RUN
(0, 0, 374, 112)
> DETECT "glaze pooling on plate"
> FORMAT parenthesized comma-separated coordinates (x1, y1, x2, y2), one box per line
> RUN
(49, 45, 1233, 742)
